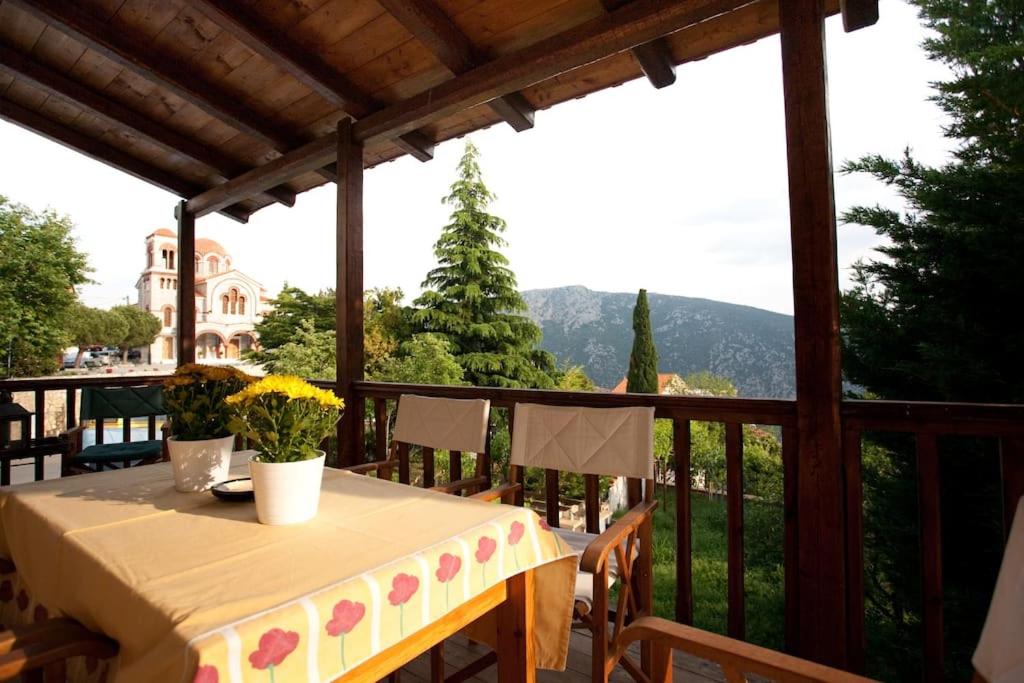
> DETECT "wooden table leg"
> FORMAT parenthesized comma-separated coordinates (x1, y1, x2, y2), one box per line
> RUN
(497, 569, 536, 683)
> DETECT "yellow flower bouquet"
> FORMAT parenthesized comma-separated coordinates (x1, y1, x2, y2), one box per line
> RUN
(226, 375, 344, 463)
(163, 364, 254, 441)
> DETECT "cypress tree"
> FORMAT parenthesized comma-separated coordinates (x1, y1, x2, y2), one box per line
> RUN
(413, 142, 554, 388)
(626, 289, 658, 393)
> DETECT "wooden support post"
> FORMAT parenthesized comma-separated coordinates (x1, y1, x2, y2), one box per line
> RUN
(176, 201, 196, 365)
(336, 119, 364, 467)
(779, 0, 848, 667)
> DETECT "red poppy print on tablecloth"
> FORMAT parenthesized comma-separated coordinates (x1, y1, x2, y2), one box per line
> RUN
(325, 599, 365, 671)
(388, 573, 420, 637)
(537, 517, 564, 553)
(475, 536, 497, 584)
(193, 665, 219, 683)
(248, 628, 299, 682)
(508, 521, 525, 569)
(16, 589, 28, 611)
(435, 553, 462, 608)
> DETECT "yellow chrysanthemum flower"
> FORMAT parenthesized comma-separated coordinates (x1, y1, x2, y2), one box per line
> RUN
(225, 375, 344, 409)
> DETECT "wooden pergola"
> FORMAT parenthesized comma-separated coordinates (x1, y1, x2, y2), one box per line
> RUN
(0, 0, 882, 672)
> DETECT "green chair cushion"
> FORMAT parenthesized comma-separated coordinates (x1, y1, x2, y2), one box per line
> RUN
(75, 440, 163, 464)
(80, 386, 164, 421)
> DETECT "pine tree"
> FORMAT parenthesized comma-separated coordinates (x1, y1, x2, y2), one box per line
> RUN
(413, 142, 554, 388)
(626, 289, 658, 393)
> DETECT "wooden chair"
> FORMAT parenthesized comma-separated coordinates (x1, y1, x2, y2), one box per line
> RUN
(616, 616, 876, 682)
(441, 402, 658, 683)
(60, 385, 167, 476)
(0, 618, 118, 683)
(342, 394, 492, 494)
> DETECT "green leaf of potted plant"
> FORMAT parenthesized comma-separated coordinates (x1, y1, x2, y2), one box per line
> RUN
(225, 375, 344, 525)
(163, 364, 254, 492)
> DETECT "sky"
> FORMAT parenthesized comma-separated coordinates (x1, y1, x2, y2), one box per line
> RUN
(0, 1, 954, 316)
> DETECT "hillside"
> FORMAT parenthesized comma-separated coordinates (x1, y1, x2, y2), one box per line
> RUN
(521, 286, 795, 398)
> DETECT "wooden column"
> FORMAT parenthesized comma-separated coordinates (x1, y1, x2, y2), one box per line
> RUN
(779, 0, 848, 668)
(175, 200, 196, 365)
(336, 119, 364, 467)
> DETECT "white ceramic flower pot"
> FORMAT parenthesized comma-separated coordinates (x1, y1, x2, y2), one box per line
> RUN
(248, 452, 326, 525)
(167, 435, 235, 493)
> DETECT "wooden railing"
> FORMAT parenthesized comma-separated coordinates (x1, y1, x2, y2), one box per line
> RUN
(3, 375, 1023, 678)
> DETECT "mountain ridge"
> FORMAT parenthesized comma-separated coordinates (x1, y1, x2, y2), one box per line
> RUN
(521, 285, 795, 398)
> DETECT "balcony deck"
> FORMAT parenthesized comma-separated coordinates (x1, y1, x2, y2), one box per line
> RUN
(400, 632, 723, 683)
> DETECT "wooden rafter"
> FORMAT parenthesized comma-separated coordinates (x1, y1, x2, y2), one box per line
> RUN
(0, 98, 248, 222)
(840, 0, 879, 31)
(6, 0, 338, 183)
(600, 0, 677, 88)
(186, 0, 750, 214)
(0, 42, 295, 209)
(183, 0, 434, 162)
(375, 0, 535, 131)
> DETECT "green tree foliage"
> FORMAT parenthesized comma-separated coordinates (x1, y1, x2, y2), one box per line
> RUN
(683, 371, 739, 397)
(66, 304, 127, 367)
(839, 3, 1023, 677)
(364, 288, 412, 379)
(110, 305, 161, 361)
(377, 334, 465, 386)
(0, 198, 90, 377)
(252, 285, 335, 351)
(414, 142, 554, 388)
(554, 365, 596, 392)
(259, 320, 336, 380)
(626, 289, 658, 393)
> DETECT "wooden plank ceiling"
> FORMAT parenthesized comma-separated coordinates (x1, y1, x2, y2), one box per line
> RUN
(0, 0, 858, 222)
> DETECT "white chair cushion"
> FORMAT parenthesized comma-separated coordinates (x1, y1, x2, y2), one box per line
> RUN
(555, 528, 634, 609)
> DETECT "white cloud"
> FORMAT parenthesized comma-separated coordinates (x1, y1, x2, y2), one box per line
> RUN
(0, 1, 952, 316)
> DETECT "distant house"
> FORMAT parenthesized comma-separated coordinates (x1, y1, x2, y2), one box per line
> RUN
(610, 372, 688, 395)
(135, 229, 272, 364)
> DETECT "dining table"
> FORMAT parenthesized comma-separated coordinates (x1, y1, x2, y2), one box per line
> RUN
(0, 451, 577, 683)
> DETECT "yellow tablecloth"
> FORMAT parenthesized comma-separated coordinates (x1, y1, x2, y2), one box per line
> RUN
(0, 453, 576, 683)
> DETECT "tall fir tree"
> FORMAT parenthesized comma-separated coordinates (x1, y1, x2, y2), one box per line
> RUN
(840, 2, 1023, 678)
(413, 142, 554, 388)
(626, 289, 658, 393)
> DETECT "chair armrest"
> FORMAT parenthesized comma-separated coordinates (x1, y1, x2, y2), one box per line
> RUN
(342, 461, 395, 477)
(580, 499, 658, 574)
(430, 476, 490, 496)
(470, 483, 522, 504)
(616, 616, 875, 683)
(0, 619, 118, 681)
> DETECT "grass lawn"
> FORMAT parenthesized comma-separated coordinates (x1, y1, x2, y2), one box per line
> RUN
(645, 486, 786, 651)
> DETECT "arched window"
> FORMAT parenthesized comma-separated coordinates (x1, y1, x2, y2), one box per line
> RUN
(238, 295, 246, 315)
(168, 250, 175, 269)
(221, 294, 229, 314)
(229, 288, 238, 315)
(159, 278, 165, 289)
(208, 256, 219, 274)
(195, 254, 201, 274)
(163, 307, 173, 327)
(147, 247, 153, 268)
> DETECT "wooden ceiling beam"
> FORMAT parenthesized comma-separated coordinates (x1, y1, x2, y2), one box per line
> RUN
(0, 42, 295, 209)
(840, 0, 879, 31)
(376, 0, 535, 132)
(6, 0, 338, 183)
(0, 98, 249, 222)
(184, 0, 434, 162)
(186, 133, 340, 218)
(353, 0, 746, 144)
(185, 0, 751, 214)
(600, 0, 677, 89)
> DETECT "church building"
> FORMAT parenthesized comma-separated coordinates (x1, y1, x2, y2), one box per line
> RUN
(136, 228, 271, 364)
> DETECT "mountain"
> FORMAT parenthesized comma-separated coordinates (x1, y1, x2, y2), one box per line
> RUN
(521, 286, 795, 398)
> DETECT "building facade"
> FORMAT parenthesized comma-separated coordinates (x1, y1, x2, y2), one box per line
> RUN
(136, 228, 271, 364)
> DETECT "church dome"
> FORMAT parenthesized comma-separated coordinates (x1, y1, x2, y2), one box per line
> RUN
(195, 238, 229, 257)
(149, 228, 176, 238)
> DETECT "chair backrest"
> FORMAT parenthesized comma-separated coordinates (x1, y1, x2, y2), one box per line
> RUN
(79, 386, 164, 445)
(391, 394, 491, 488)
(510, 403, 655, 532)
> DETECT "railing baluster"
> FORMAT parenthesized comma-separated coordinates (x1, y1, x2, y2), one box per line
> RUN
(478, 423, 493, 491)
(725, 421, 744, 640)
(508, 406, 524, 506)
(34, 390, 45, 441)
(450, 449, 462, 484)
(398, 442, 410, 484)
(545, 469, 560, 528)
(374, 398, 388, 461)
(843, 426, 865, 672)
(148, 415, 157, 441)
(66, 388, 76, 429)
(782, 424, 799, 654)
(122, 415, 132, 443)
(673, 417, 693, 625)
(584, 474, 600, 533)
(916, 432, 944, 681)
(999, 436, 1024, 542)
(422, 446, 435, 488)
(95, 416, 104, 445)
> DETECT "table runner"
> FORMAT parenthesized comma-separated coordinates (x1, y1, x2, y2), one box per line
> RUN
(0, 452, 576, 682)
